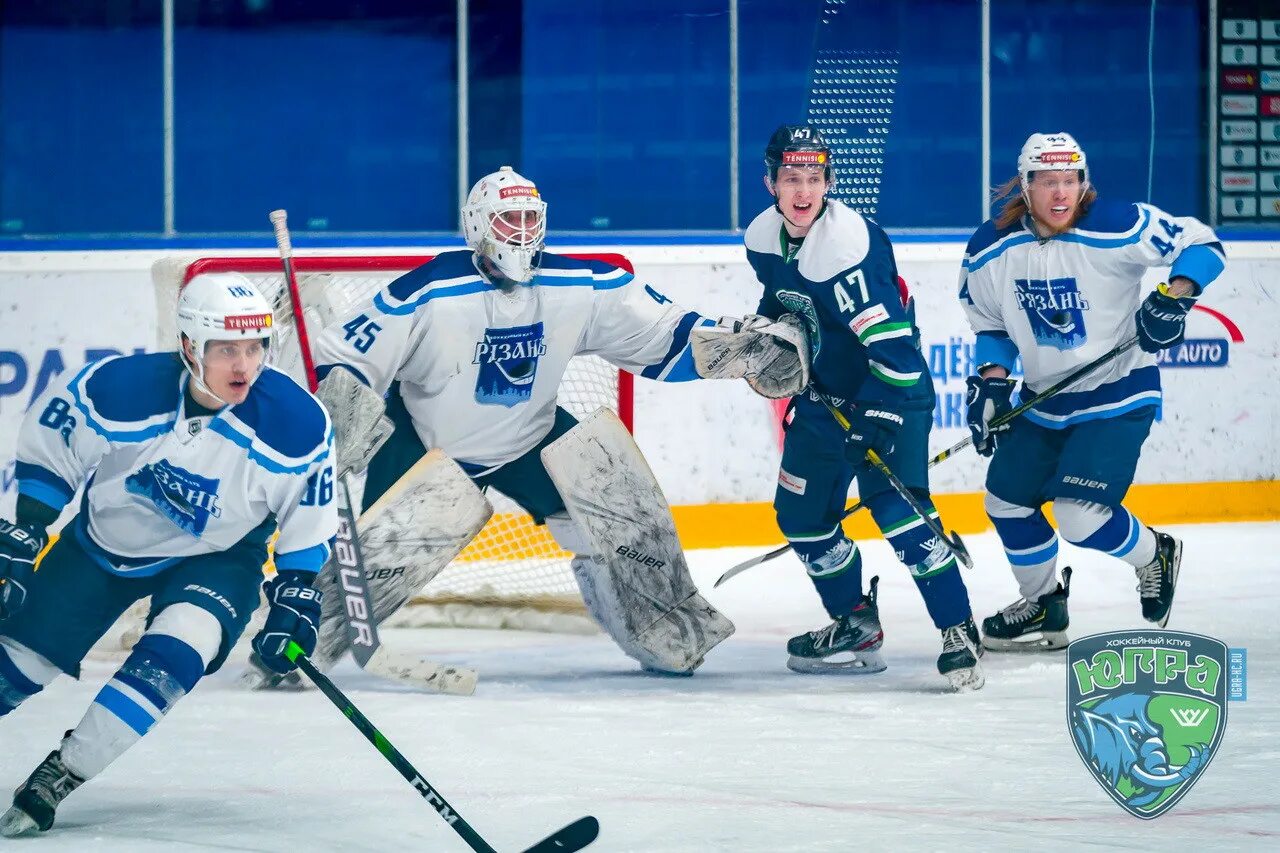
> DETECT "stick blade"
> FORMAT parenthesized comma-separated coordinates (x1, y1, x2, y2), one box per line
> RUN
(521, 816, 600, 853)
(714, 546, 785, 588)
(366, 647, 478, 696)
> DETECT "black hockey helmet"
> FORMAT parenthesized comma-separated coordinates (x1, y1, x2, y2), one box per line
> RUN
(764, 124, 833, 183)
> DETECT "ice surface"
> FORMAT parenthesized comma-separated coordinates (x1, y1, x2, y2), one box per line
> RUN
(2, 523, 1276, 851)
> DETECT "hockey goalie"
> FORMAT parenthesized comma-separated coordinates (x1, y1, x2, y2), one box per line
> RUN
(268, 166, 808, 680)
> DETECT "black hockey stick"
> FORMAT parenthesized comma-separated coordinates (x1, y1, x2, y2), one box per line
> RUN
(819, 397, 973, 569)
(285, 642, 600, 853)
(250, 209, 476, 694)
(715, 336, 1141, 586)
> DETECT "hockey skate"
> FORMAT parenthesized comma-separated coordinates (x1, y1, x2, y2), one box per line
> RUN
(241, 650, 307, 691)
(1136, 529, 1181, 627)
(982, 567, 1072, 652)
(786, 576, 886, 674)
(937, 616, 984, 691)
(0, 747, 85, 837)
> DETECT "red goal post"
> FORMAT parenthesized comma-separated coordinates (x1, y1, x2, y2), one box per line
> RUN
(149, 252, 639, 634)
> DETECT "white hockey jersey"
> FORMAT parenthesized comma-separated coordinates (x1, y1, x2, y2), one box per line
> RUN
(15, 353, 337, 577)
(959, 199, 1224, 428)
(314, 250, 712, 469)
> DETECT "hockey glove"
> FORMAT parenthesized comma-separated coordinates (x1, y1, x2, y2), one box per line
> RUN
(0, 520, 46, 620)
(252, 571, 324, 674)
(965, 376, 1017, 457)
(842, 405, 904, 467)
(1135, 284, 1196, 354)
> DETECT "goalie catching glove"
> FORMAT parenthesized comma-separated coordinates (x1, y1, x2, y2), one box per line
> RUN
(690, 313, 810, 398)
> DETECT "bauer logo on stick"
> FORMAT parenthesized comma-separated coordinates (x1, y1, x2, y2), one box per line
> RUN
(1066, 630, 1229, 819)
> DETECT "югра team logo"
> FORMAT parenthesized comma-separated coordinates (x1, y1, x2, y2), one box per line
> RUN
(775, 290, 821, 360)
(1067, 630, 1227, 819)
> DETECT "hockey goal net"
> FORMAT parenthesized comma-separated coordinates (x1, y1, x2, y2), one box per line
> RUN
(150, 253, 635, 635)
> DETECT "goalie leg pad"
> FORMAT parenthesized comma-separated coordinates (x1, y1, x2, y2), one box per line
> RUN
(310, 450, 494, 670)
(542, 409, 734, 674)
(316, 367, 394, 478)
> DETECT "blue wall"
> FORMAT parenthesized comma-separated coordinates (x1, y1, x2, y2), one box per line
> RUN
(0, 0, 1209, 236)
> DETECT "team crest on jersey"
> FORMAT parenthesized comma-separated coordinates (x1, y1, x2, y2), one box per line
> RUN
(775, 290, 821, 360)
(1067, 630, 1229, 819)
(473, 322, 547, 408)
(125, 460, 223, 536)
(1013, 277, 1089, 350)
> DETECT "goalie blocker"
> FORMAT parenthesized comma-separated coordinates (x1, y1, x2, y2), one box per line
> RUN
(542, 409, 734, 674)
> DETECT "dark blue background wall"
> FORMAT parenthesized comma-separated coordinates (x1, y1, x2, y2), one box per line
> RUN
(0, 0, 1208, 236)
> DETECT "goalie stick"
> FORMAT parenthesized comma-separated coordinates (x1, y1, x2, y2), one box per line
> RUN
(257, 209, 476, 695)
(286, 642, 599, 853)
(715, 336, 1142, 587)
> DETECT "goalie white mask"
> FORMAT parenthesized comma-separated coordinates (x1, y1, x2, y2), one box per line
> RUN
(462, 165, 547, 285)
(176, 271, 274, 404)
(1018, 132, 1089, 196)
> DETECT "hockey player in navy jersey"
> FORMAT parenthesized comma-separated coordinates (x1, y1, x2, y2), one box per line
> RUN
(0, 274, 336, 835)
(298, 166, 807, 678)
(960, 132, 1224, 650)
(736, 125, 982, 690)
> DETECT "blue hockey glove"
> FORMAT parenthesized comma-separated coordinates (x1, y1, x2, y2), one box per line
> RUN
(252, 571, 324, 674)
(0, 520, 46, 620)
(1135, 284, 1196, 354)
(965, 376, 1017, 457)
(843, 405, 904, 467)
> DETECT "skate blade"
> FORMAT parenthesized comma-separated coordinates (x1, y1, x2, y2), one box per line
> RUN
(239, 665, 308, 692)
(982, 631, 1068, 652)
(0, 806, 39, 838)
(1151, 538, 1182, 629)
(786, 650, 887, 674)
(943, 664, 985, 692)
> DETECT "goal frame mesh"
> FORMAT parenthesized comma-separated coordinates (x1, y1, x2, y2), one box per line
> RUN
(148, 252, 636, 636)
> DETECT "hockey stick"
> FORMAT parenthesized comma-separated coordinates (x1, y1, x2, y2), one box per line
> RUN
(715, 336, 1141, 587)
(285, 641, 600, 853)
(260, 209, 476, 695)
(818, 397, 973, 570)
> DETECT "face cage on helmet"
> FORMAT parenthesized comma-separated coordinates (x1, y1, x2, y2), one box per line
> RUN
(473, 199, 547, 284)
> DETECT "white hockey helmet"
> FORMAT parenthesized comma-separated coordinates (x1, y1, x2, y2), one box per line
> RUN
(462, 166, 547, 284)
(1018, 132, 1089, 193)
(176, 271, 274, 401)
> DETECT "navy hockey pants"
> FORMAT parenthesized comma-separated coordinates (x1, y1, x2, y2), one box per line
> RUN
(363, 381, 576, 523)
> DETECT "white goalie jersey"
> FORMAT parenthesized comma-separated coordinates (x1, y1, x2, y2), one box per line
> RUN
(313, 250, 713, 469)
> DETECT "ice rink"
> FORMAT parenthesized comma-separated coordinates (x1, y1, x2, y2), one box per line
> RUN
(2, 522, 1275, 852)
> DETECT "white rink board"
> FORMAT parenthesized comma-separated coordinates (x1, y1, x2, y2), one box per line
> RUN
(1, 243, 1277, 517)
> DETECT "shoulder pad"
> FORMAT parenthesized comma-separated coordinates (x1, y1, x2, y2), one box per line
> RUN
(796, 201, 871, 283)
(965, 217, 1026, 258)
(1075, 199, 1143, 236)
(81, 352, 183, 424)
(230, 367, 332, 461)
(744, 207, 784, 255)
(386, 251, 482, 302)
